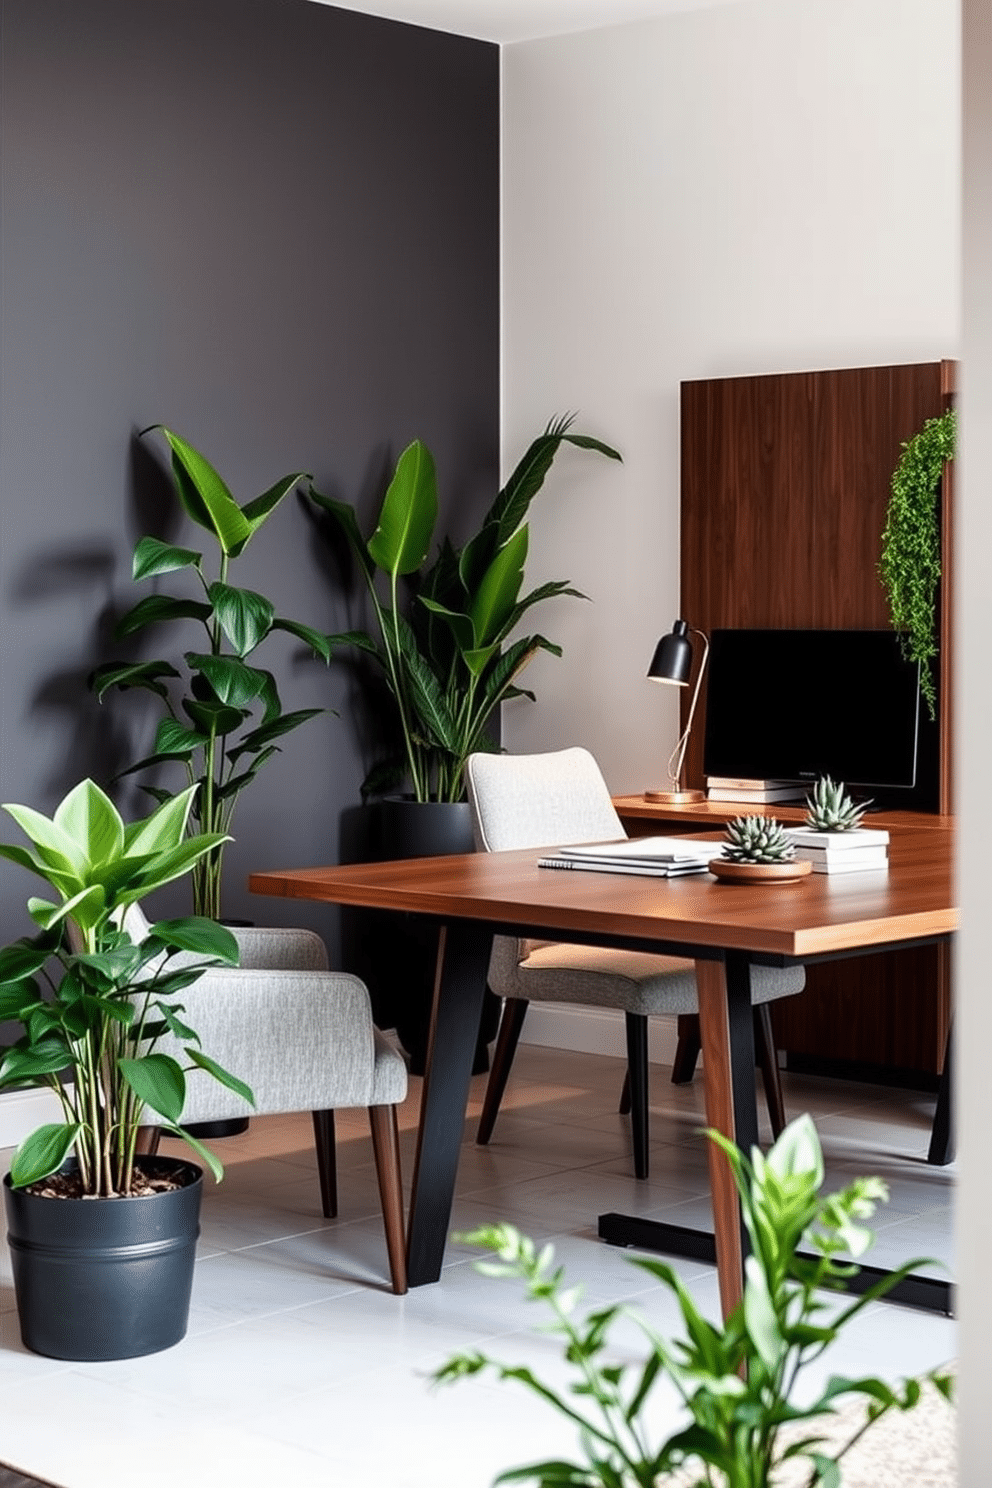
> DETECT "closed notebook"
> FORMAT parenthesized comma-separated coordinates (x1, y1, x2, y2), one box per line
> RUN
(538, 835, 714, 877)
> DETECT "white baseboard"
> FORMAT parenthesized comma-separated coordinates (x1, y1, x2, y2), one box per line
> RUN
(519, 1004, 698, 1069)
(0, 1089, 63, 1151)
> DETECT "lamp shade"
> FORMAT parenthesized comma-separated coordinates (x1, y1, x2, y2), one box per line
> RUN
(648, 620, 693, 686)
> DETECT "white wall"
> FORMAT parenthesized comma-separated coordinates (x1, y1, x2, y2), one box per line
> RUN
(501, 0, 960, 790)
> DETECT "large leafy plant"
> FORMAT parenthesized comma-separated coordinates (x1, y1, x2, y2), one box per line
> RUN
(435, 1115, 952, 1487)
(93, 426, 332, 918)
(0, 779, 254, 1196)
(310, 417, 621, 802)
(878, 407, 956, 720)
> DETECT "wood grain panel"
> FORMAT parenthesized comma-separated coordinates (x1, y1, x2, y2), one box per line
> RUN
(677, 364, 956, 1077)
(810, 363, 943, 627)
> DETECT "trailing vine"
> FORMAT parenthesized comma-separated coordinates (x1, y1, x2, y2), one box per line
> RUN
(878, 407, 956, 719)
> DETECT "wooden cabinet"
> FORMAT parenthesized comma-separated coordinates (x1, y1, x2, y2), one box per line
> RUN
(674, 362, 955, 1082)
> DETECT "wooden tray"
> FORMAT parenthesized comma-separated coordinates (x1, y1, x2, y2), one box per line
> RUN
(708, 857, 813, 884)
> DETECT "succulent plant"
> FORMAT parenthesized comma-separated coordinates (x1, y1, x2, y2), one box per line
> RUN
(722, 815, 797, 864)
(804, 775, 870, 832)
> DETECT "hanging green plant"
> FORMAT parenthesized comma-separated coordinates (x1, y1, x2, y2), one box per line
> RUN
(878, 407, 956, 720)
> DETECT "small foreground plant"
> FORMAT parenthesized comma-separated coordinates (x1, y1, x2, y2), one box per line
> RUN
(434, 1115, 953, 1488)
(0, 779, 254, 1195)
(722, 815, 796, 864)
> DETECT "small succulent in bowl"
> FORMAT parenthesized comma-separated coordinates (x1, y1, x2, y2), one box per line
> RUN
(722, 815, 797, 864)
(805, 775, 870, 832)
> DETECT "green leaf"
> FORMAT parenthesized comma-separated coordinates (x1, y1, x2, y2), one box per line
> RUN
(307, 487, 375, 580)
(90, 659, 182, 702)
(418, 595, 478, 653)
(159, 1122, 225, 1183)
(9, 1124, 83, 1187)
(186, 1048, 255, 1107)
(0, 982, 42, 1020)
(743, 1254, 783, 1372)
(119, 1052, 186, 1123)
(183, 698, 249, 738)
(2, 802, 87, 877)
(227, 708, 324, 764)
(150, 918, 239, 963)
(367, 440, 438, 578)
(151, 426, 252, 556)
(0, 1038, 72, 1087)
(132, 536, 202, 581)
(186, 653, 269, 708)
(0, 939, 59, 984)
(114, 833, 231, 902)
(29, 885, 107, 934)
(114, 594, 213, 638)
(269, 617, 333, 663)
(53, 779, 125, 871)
(238, 472, 311, 548)
(122, 784, 199, 858)
(469, 525, 529, 647)
(154, 717, 210, 757)
(208, 582, 275, 656)
(215, 746, 280, 800)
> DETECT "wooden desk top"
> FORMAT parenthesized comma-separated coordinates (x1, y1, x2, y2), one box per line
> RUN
(250, 823, 956, 962)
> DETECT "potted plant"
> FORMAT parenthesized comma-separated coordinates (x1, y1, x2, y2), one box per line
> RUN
(311, 416, 620, 1068)
(878, 406, 956, 721)
(786, 776, 891, 875)
(310, 414, 621, 805)
(709, 814, 812, 883)
(0, 778, 254, 1361)
(434, 1114, 953, 1487)
(92, 426, 332, 920)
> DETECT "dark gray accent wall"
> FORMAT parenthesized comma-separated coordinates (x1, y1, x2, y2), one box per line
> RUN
(0, 0, 499, 947)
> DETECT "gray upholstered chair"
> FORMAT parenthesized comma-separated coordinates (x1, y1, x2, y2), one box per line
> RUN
(465, 747, 806, 1179)
(122, 907, 409, 1294)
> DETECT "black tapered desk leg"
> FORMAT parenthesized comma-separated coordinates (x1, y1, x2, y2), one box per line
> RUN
(406, 920, 494, 1287)
(928, 1018, 954, 1166)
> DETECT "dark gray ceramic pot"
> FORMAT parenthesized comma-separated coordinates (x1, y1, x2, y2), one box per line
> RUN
(4, 1155, 202, 1361)
(340, 798, 499, 1074)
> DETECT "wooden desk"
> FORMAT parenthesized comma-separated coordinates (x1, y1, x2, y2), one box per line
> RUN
(250, 825, 955, 1319)
(614, 798, 955, 1086)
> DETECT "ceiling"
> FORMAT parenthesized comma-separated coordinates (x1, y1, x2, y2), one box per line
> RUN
(309, 0, 750, 45)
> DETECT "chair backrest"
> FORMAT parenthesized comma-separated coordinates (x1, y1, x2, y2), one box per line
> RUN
(465, 747, 625, 852)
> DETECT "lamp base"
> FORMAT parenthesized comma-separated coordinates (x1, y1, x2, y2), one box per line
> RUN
(643, 789, 707, 804)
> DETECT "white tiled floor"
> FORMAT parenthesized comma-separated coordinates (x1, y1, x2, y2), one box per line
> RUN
(0, 1046, 956, 1487)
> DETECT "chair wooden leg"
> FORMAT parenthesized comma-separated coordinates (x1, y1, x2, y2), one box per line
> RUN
(753, 1004, 786, 1138)
(369, 1104, 408, 1295)
(624, 1012, 650, 1180)
(312, 1109, 338, 1218)
(135, 1126, 161, 1156)
(477, 998, 529, 1146)
(671, 1013, 702, 1084)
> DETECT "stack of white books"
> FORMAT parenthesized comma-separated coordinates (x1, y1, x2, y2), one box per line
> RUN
(538, 835, 714, 878)
(785, 826, 890, 874)
(706, 776, 805, 804)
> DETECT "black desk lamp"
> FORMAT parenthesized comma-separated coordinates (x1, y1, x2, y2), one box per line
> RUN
(645, 619, 710, 803)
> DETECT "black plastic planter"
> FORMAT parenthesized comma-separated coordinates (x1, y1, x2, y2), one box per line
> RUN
(3, 1156, 202, 1361)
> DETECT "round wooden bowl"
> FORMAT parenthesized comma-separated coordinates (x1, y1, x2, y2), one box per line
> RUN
(708, 857, 813, 885)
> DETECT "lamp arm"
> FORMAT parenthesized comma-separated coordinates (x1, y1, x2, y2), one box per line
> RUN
(665, 629, 710, 791)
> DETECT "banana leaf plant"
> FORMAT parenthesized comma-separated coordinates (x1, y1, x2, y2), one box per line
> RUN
(0, 780, 254, 1196)
(310, 416, 621, 802)
(92, 426, 332, 919)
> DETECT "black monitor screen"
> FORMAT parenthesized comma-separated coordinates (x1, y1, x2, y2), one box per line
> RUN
(702, 629, 921, 790)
